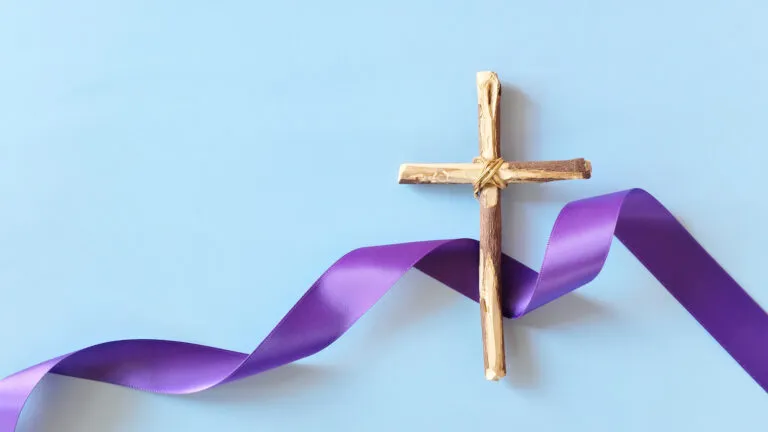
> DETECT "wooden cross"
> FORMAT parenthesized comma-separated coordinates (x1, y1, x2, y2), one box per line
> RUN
(397, 71, 592, 381)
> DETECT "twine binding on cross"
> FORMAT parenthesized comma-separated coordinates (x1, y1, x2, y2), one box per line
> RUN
(472, 157, 506, 197)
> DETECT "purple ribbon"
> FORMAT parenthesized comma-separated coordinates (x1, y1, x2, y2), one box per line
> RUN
(1, 188, 766, 430)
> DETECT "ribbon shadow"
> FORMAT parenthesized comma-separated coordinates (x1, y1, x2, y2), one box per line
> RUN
(17, 374, 133, 432)
(184, 363, 339, 405)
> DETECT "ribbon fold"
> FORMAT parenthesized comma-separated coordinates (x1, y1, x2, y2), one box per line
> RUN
(1, 188, 766, 431)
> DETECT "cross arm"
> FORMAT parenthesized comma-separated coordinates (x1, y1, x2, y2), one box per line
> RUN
(397, 158, 592, 185)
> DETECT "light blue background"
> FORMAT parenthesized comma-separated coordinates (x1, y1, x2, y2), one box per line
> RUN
(1, 1, 767, 431)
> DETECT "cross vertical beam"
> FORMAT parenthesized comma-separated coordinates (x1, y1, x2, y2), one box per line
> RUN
(476, 71, 505, 381)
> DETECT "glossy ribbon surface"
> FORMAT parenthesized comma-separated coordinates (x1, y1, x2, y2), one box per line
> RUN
(1, 188, 766, 430)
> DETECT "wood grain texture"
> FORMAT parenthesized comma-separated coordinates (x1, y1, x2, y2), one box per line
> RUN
(397, 158, 591, 185)
(476, 71, 506, 381)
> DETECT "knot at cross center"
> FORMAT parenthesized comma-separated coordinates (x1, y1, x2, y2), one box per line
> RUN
(472, 157, 507, 198)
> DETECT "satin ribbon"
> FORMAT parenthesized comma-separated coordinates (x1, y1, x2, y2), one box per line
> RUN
(1, 188, 766, 431)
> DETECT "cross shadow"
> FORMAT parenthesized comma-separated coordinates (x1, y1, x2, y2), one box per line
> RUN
(502, 293, 614, 389)
(496, 82, 614, 388)
(498, 81, 600, 204)
(498, 83, 589, 258)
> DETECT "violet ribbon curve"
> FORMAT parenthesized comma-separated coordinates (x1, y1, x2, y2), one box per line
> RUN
(1, 188, 767, 431)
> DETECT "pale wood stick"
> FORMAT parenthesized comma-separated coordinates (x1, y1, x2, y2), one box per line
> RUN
(397, 159, 591, 185)
(476, 71, 506, 381)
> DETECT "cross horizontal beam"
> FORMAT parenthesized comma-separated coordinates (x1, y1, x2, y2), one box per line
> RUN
(398, 158, 591, 185)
